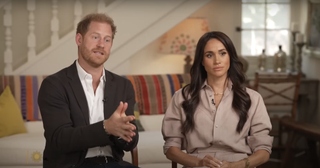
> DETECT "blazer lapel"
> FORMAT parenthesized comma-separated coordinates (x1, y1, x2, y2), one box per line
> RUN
(67, 62, 90, 125)
(104, 70, 116, 119)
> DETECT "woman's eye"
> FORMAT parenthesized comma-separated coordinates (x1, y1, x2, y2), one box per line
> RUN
(220, 52, 227, 56)
(206, 54, 212, 58)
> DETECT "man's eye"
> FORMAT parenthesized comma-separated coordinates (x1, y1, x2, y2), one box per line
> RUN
(105, 39, 110, 42)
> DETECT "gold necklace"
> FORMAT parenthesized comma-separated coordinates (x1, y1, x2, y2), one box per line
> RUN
(211, 79, 228, 96)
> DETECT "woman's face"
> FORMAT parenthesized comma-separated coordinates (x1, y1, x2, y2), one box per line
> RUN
(202, 38, 230, 79)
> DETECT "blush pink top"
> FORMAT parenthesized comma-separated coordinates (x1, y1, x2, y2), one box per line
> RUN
(162, 80, 273, 165)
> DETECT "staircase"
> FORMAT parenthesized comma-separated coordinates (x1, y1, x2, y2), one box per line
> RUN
(1, 0, 210, 75)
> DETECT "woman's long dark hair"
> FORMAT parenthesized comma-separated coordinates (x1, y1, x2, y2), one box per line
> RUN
(181, 31, 251, 134)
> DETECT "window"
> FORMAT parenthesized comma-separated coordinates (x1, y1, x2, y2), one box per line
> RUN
(241, 0, 291, 56)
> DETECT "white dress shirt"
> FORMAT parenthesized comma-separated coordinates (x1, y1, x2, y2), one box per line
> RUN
(76, 60, 113, 158)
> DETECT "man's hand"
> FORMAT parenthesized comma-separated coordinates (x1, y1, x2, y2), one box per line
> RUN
(103, 101, 136, 142)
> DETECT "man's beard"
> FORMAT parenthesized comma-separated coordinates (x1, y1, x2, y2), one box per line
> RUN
(80, 46, 108, 68)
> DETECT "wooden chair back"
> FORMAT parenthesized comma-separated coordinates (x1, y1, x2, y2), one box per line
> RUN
(253, 72, 301, 120)
(253, 71, 302, 148)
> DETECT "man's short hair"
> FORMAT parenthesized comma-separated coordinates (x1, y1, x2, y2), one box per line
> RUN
(76, 13, 117, 39)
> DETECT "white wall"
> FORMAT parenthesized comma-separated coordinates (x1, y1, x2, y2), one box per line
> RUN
(113, 0, 242, 75)
(113, 38, 185, 75)
(113, 0, 320, 121)
(0, 0, 104, 74)
(2, 0, 318, 77)
(1, 0, 318, 85)
(113, 0, 319, 82)
(5, 0, 316, 77)
(299, 0, 320, 79)
(299, 0, 320, 123)
(2, 0, 210, 75)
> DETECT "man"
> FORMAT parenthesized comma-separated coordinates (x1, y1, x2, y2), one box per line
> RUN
(38, 13, 139, 168)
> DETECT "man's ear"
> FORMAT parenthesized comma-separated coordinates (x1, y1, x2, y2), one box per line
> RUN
(75, 33, 82, 46)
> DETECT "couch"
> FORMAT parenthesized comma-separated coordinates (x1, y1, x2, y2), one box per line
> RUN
(0, 74, 190, 168)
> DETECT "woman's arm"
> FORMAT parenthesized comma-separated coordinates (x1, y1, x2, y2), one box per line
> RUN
(166, 146, 200, 167)
(222, 149, 270, 168)
(166, 146, 223, 168)
(246, 149, 270, 167)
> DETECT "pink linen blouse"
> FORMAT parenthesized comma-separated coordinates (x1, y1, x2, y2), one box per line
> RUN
(162, 80, 273, 163)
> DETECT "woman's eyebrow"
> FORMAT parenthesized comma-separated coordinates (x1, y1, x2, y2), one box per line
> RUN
(204, 51, 213, 54)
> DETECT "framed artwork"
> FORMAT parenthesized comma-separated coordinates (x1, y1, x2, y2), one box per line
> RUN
(305, 0, 320, 58)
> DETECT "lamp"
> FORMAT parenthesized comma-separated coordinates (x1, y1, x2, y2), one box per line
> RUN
(159, 18, 210, 73)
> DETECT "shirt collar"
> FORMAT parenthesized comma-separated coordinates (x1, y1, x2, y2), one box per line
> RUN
(76, 60, 106, 82)
(202, 78, 233, 91)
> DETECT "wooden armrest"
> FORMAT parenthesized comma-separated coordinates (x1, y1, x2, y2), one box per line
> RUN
(131, 146, 138, 166)
(280, 119, 320, 168)
(280, 119, 320, 141)
(172, 161, 177, 168)
(172, 159, 262, 168)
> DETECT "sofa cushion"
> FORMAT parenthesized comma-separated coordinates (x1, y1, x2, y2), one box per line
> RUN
(0, 122, 45, 165)
(0, 75, 46, 121)
(0, 132, 45, 166)
(139, 114, 164, 132)
(24, 121, 44, 134)
(0, 86, 27, 138)
(123, 74, 190, 115)
(137, 131, 168, 164)
(123, 131, 168, 164)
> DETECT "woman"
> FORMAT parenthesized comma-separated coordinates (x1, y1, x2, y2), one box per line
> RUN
(162, 31, 273, 168)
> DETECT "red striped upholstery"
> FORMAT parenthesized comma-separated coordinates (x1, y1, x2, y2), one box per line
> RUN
(123, 74, 191, 115)
(0, 74, 191, 121)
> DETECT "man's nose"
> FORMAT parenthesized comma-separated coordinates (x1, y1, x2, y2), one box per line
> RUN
(97, 39, 104, 48)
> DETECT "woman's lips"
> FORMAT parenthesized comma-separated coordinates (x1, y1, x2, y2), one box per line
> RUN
(213, 67, 223, 71)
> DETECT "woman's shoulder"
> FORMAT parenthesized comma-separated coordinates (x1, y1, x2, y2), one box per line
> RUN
(173, 88, 184, 99)
(171, 87, 190, 103)
(245, 87, 267, 111)
(245, 87, 263, 100)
